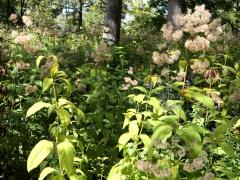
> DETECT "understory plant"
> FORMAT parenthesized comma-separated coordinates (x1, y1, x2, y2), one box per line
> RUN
(108, 5, 240, 180)
(26, 55, 86, 180)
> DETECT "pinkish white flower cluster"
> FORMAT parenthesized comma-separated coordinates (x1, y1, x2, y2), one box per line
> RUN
(161, 23, 183, 41)
(11, 31, 42, 53)
(177, 5, 212, 34)
(161, 5, 223, 52)
(122, 76, 138, 90)
(190, 59, 210, 74)
(9, 14, 18, 23)
(22, 15, 33, 27)
(152, 50, 181, 65)
(185, 36, 210, 52)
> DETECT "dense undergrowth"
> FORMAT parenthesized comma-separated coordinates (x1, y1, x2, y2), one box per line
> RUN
(0, 4, 240, 180)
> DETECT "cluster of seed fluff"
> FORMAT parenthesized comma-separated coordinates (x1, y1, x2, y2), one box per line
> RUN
(136, 160, 171, 178)
(190, 59, 210, 74)
(152, 50, 181, 65)
(161, 5, 223, 52)
(16, 61, 30, 71)
(25, 84, 38, 94)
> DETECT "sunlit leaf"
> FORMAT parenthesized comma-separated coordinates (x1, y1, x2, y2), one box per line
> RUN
(42, 78, 53, 93)
(38, 167, 58, 180)
(26, 102, 51, 118)
(57, 139, 75, 174)
(27, 140, 53, 172)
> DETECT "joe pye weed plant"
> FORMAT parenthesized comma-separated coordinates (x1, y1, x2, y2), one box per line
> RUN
(108, 5, 240, 180)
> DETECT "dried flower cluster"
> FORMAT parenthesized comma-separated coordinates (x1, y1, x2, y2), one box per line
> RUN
(91, 42, 112, 63)
(25, 84, 38, 94)
(153, 140, 169, 149)
(75, 79, 87, 93)
(206, 89, 222, 108)
(0, 66, 6, 76)
(16, 61, 30, 71)
(136, 160, 171, 178)
(9, 14, 18, 23)
(190, 60, 210, 74)
(183, 157, 205, 172)
(197, 172, 215, 180)
(136, 46, 146, 56)
(39, 59, 55, 79)
(204, 68, 221, 83)
(175, 148, 186, 158)
(229, 90, 240, 103)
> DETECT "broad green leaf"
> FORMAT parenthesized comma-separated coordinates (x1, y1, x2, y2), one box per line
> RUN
(38, 167, 58, 180)
(128, 121, 139, 138)
(36, 55, 45, 68)
(56, 108, 71, 126)
(132, 86, 148, 94)
(139, 134, 153, 158)
(158, 115, 179, 125)
(107, 165, 124, 180)
(152, 86, 165, 94)
(57, 139, 75, 174)
(42, 78, 53, 93)
(147, 97, 163, 115)
(27, 140, 53, 172)
(50, 64, 59, 77)
(118, 133, 131, 145)
(233, 119, 240, 129)
(133, 94, 145, 103)
(219, 142, 235, 157)
(26, 102, 51, 118)
(152, 124, 172, 141)
(69, 174, 86, 180)
(177, 126, 202, 157)
(172, 106, 186, 121)
(190, 92, 214, 109)
(48, 174, 65, 180)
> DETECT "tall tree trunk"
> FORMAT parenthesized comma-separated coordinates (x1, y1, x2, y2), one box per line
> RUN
(168, 0, 185, 29)
(103, 0, 122, 45)
(78, 0, 83, 30)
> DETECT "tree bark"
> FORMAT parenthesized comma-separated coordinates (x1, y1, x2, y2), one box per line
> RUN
(103, 0, 122, 45)
(168, 0, 185, 29)
(78, 0, 83, 30)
